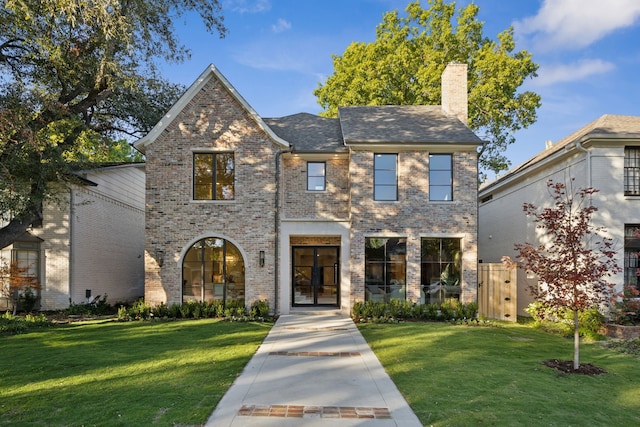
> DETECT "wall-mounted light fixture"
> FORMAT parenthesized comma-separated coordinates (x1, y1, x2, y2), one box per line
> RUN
(259, 250, 265, 267)
(155, 249, 165, 267)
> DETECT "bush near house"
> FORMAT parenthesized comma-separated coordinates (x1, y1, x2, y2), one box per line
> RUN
(351, 298, 478, 323)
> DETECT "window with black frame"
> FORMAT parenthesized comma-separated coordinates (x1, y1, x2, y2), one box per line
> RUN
(624, 225, 640, 288)
(193, 152, 234, 200)
(307, 162, 326, 191)
(624, 147, 640, 196)
(365, 237, 406, 302)
(421, 238, 461, 304)
(374, 154, 398, 201)
(429, 154, 453, 201)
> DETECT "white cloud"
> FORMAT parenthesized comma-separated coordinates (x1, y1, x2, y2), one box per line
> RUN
(271, 18, 292, 33)
(534, 59, 615, 86)
(514, 0, 640, 51)
(223, 0, 271, 14)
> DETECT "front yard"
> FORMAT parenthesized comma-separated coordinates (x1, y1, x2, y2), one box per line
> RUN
(0, 319, 271, 425)
(359, 321, 640, 426)
(1, 317, 639, 426)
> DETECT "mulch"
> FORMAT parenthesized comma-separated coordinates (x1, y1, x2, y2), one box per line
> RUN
(543, 359, 607, 375)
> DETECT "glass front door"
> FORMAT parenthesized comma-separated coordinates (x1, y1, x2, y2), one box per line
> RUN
(292, 246, 339, 306)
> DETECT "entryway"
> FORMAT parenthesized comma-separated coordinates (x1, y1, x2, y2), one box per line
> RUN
(292, 246, 339, 307)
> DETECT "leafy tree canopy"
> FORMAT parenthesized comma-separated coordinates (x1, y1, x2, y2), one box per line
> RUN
(0, 0, 225, 249)
(314, 0, 541, 177)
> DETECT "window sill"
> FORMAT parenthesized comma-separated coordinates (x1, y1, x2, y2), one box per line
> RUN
(190, 199, 236, 204)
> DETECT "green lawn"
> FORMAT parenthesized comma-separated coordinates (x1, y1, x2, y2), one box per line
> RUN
(0, 319, 271, 426)
(359, 321, 640, 426)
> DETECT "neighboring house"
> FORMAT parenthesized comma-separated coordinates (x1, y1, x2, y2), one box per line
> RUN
(478, 114, 640, 316)
(134, 63, 482, 315)
(0, 164, 145, 311)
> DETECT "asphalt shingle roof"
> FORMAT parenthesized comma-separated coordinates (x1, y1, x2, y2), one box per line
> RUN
(263, 113, 346, 153)
(338, 105, 483, 145)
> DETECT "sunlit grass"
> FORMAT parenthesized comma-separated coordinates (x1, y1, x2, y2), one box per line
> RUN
(360, 322, 640, 426)
(0, 319, 271, 425)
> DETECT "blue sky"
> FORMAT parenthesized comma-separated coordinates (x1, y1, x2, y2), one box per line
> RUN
(163, 0, 640, 178)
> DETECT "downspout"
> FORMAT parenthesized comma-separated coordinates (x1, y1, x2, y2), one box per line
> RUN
(274, 146, 293, 315)
(575, 140, 592, 188)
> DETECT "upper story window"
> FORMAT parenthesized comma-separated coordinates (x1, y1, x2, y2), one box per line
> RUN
(193, 152, 234, 200)
(624, 147, 640, 196)
(374, 154, 398, 201)
(429, 154, 453, 201)
(307, 162, 326, 191)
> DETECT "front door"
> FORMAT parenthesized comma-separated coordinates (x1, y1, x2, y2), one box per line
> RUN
(292, 246, 339, 306)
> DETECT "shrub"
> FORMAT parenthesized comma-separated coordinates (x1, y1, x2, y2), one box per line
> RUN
(249, 299, 269, 318)
(612, 285, 640, 325)
(351, 299, 478, 323)
(524, 301, 604, 339)
(0, 312, 51, 335)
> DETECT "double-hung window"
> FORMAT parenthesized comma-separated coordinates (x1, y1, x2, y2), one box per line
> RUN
(429, 154, 453, 201)
(624, 147, 640, 196)
(374, 154, 398, 201)
(193, 152, 235, 200)
(307, 162, 326, 191)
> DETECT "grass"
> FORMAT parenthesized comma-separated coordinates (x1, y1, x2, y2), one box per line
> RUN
(0, 319, 271, 426)
(358, 321, 640, 427)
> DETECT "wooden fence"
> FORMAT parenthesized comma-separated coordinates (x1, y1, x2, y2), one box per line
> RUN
(478, 263, 517, 322)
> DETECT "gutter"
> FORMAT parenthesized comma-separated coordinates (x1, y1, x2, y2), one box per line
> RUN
(274, 146, 294, 315)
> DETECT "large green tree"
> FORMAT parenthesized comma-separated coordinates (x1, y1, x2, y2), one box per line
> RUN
(0, 0, 226, 249)
(314, 0, 541, 177)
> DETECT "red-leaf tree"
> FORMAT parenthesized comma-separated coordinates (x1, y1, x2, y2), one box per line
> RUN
(511, 179, 620, 370)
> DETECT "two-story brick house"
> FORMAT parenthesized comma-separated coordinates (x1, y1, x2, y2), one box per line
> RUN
(135, 63, 482, 315)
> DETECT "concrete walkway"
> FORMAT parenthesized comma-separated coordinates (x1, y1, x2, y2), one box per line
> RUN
(205, 314, 422, 426)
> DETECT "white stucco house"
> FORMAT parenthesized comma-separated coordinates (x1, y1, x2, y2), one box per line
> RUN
(479, 114, 640, 316)
(0, 163, 145, 311)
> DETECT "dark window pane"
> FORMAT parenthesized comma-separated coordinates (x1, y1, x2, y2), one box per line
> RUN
(365, 237, 406, 302)
(193, 152, 234, 200)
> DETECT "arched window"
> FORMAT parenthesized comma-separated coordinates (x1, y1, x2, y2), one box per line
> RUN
(182, 238, 245, 304)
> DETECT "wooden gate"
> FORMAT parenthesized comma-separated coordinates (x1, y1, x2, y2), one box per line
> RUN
(478, 263, 517, 322)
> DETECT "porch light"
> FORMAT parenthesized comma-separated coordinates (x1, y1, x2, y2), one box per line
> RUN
(259, 250, 265, 267)
(155, 249, 165, 267)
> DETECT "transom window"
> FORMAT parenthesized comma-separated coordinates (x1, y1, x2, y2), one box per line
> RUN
(374, 154, 398, 201)
(624, 147, 640, 196)
(421, 237, 461, 304)
(193, 152, 234, 200)
(429, 154, 453, 201)
(307, 162, 326, 191)
(365, 238, 406, 302)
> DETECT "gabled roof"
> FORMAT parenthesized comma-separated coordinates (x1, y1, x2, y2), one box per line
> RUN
(481, 114, 640, 192)
(338, 105, 483, 146)
(133, 65, 289, 153)
(263, 113, 346, 153)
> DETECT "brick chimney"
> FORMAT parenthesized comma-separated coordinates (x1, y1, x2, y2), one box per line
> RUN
(441, 62, 468, 125)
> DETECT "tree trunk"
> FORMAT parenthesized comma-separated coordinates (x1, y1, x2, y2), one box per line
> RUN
(0, 212, 40, 250)
(573, 309, 580, 370)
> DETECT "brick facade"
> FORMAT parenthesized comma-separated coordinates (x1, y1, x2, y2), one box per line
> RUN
(138, 64, 480, 314)
(144, 74, 280, 307)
